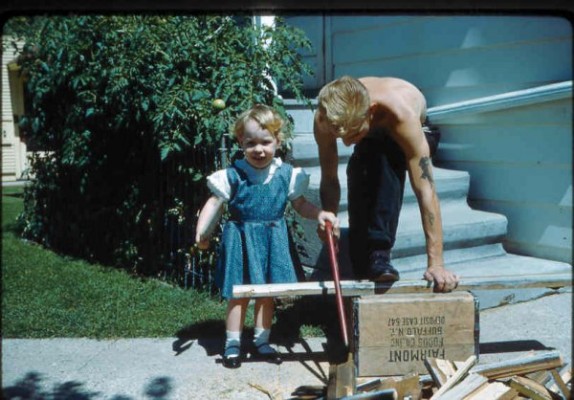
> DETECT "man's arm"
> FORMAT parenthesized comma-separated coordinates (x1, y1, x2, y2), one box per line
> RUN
(313, 112, 340, 214)
(390, 109, 459, 292)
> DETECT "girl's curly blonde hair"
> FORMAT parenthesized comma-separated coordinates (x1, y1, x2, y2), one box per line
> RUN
(317, 75, 370, 137)
(233, 104, 284, 142)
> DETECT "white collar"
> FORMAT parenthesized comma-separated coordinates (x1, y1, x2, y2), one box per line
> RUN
(235, 157, 282, 184)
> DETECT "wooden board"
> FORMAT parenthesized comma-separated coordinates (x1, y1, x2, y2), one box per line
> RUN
(425, 358, 458, 387)
(435, 373, 488, 400)
(327, 352, 355, 399)
(508, 376, 559, 400)
(232, 273, 571, 298)
(469, 350, 563, 380)
(430, 355, 478, 399)
(464, 381, 518, 400)
(353, 292, 479, 377)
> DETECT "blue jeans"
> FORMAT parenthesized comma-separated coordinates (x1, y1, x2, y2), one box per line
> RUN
(346, 121, 440, 279)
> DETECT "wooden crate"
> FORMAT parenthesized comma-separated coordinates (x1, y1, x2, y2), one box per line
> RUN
(353, 291, 479, 377)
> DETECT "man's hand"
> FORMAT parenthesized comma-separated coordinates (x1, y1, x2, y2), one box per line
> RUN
(424, 266, 459, 292)
(317, 211, 340, 242)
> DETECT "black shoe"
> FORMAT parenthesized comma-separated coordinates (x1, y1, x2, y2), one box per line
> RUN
(222, 345, 241, 369)
(252, 343, 282, 365)
(369, 250, 400, 282)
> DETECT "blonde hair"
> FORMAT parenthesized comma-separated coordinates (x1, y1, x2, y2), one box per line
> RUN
(317, 75, 370, 137)
(233, 104, 285, 142)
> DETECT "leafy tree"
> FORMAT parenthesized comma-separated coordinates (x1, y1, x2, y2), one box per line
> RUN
(11, 14, 312, 285)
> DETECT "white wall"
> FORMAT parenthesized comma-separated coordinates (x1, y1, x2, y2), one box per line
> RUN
(333, 16, 571, 104)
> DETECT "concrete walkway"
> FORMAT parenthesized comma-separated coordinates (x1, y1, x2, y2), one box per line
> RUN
(2, 291, 572, 400)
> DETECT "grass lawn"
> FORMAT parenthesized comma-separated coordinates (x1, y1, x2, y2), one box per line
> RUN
(2, 185, 229, 338)
(1, 185, 328, 340)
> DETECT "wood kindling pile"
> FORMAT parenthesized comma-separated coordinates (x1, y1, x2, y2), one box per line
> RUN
(419, 351, 572, 400)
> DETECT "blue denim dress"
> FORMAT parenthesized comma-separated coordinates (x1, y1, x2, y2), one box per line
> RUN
(216, 162, 298, 299)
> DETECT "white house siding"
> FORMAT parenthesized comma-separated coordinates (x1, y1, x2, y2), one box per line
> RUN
(1, 37, 26, 182)
(284, 15, 572, 263)
(327, 15, 572, 107)
(280, 15, 327, 93)
(434, 97, 572, 263)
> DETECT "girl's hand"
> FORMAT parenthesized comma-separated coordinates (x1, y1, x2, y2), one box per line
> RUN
(195, 233, 211, 250)
(317, 211, 340, 241)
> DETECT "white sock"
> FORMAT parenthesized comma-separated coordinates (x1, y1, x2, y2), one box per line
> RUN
(253, 327, 276, 354)
(224, 330, 241, 358)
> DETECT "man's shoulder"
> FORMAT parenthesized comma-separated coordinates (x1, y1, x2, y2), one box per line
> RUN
(361, 76, 420, 95)
(367, 78, 425, 120)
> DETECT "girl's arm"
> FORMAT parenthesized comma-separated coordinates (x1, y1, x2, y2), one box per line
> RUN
(195, 195, 225, 249)
(291, 196, 340, 240)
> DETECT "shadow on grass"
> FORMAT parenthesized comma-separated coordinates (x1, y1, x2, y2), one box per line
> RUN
(2, 371, 173, 400)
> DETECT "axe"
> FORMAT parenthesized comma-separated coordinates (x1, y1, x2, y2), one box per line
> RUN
(325, 220, 349, 348)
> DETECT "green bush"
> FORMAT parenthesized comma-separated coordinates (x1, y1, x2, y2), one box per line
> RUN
(11, 14, 312, 284)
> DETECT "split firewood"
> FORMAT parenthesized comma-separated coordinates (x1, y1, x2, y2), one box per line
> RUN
(527, 370, 552, 385)
(424, 358, 458, 388)
(464, 381, 518, 400)
(370, 373, 422, 400)
(548, 365, 571, 400)
(327, 353, 355, 399)
(339, 388, 398, 400)
(469, 351, 563, 380)
(355, 378, 383, 393)
(432, 373, 488, 400)
(429, 355, 478, 399)
(508, 376, 562, 400)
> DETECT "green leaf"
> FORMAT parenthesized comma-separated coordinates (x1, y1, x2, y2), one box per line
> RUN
(160, 147, 170, 160)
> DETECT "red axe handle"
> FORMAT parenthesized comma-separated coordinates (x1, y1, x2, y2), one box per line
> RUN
(325, 220, 349, 348)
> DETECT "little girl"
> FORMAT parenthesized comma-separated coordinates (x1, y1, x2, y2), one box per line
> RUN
(195, 104, 339, 369)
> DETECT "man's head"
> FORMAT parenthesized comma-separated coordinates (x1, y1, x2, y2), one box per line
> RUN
(318, 76, 370, 145)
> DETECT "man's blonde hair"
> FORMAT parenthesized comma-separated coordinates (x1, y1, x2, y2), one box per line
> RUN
(317, 75, 370, 137)
(233, 104, 284, 142)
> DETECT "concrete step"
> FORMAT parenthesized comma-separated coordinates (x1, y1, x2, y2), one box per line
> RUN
(394, 200, 507, 257)
(291, 133, 354, 167)
(295, 199, 507, 266)
(392, 247, 573, 310)
(300, 164, 471, 213)
(307, 243, 572, 310)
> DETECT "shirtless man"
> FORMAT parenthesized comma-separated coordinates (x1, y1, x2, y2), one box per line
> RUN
(314, 76, 459, 292)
